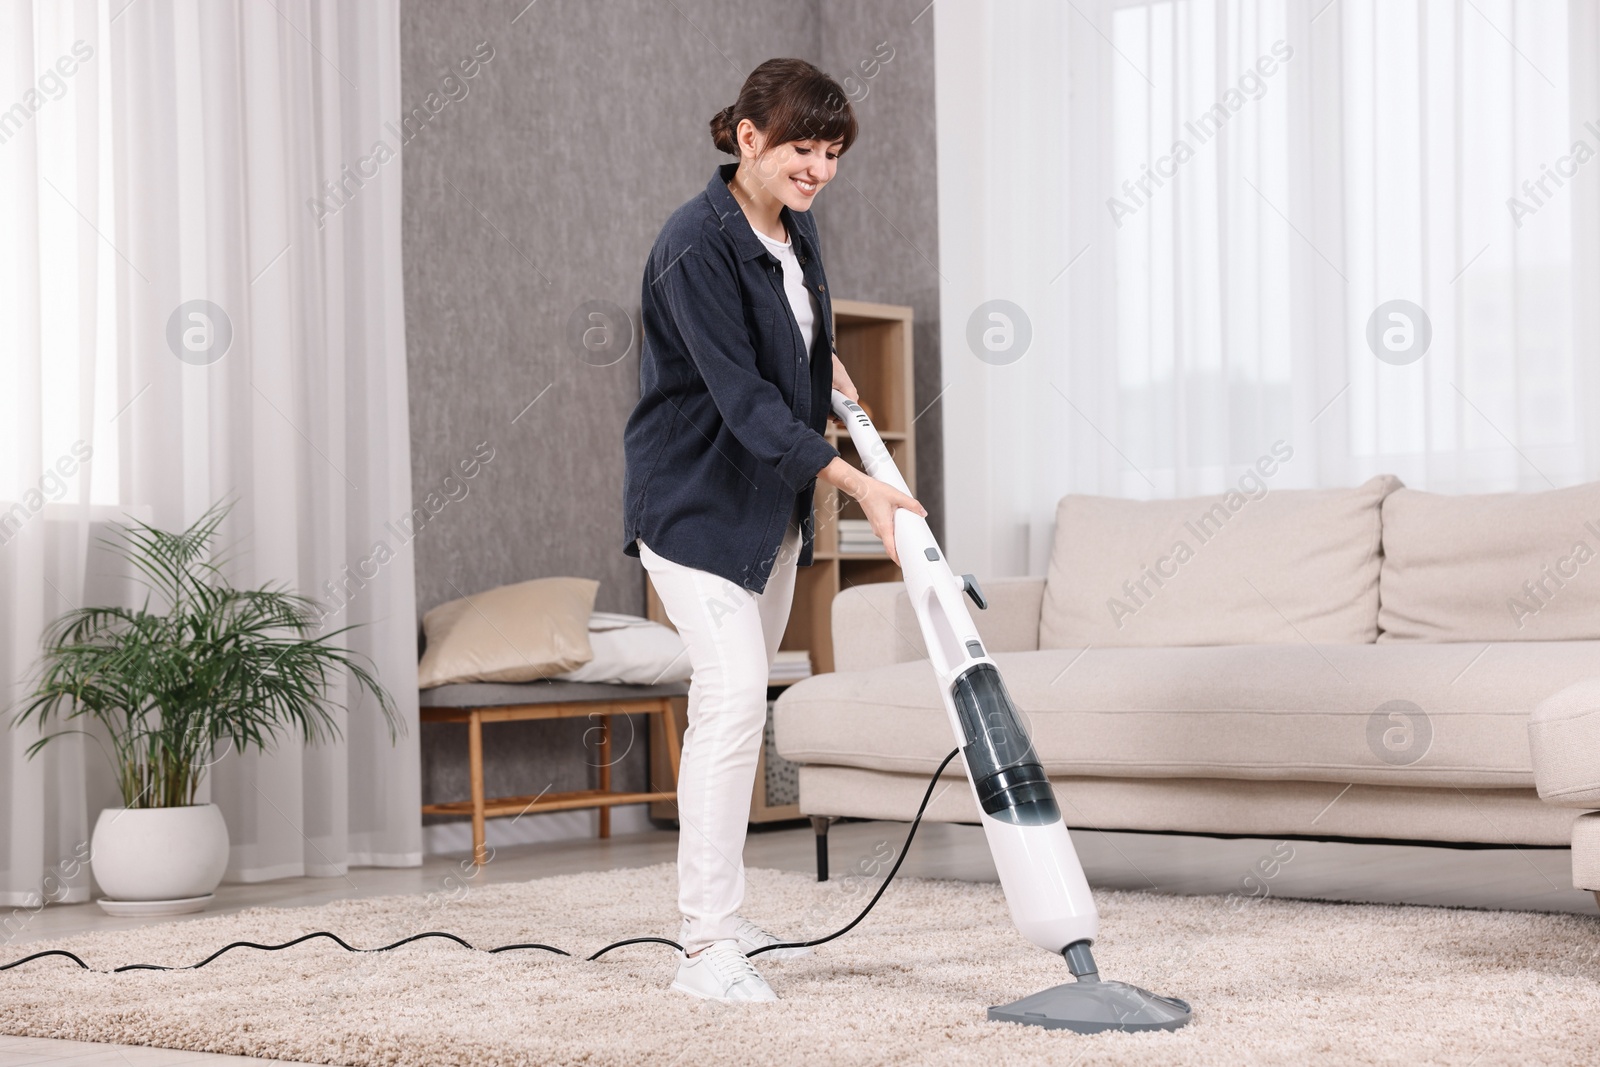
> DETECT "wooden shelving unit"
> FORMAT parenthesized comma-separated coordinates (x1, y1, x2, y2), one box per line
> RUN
(788, 298, 916, 675)
(647, 298, 916, 823)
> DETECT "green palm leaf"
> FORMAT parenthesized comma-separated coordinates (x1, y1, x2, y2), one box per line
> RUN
(8, 502, 402, 808)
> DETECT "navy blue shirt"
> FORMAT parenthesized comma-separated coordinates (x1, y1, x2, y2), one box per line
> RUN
(622, 162, 840, 593)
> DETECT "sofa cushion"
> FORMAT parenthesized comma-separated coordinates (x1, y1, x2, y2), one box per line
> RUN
(1378, 483, 1600, 642)
(1528, 678, 1600, 808)
(1038, 474, 1400, 649)
(774, 642, 1600, 789)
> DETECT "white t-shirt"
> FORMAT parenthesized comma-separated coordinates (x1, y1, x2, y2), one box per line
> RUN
(753, 226, 818, 361)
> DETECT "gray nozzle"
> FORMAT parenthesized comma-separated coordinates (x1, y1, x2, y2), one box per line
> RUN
(1063, 940, 1100, 983)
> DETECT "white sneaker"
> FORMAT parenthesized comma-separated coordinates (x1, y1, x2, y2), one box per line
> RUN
(675, 916, 815, 960)
(671, 939, 778, 1003)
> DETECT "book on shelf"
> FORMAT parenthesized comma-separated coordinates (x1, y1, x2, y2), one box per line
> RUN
(769, 649, 812, 683)
(838, 537, 881, 549)
(837, 518, 880, 554)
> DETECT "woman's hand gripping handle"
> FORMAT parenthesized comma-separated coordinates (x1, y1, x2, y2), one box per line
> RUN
(818, 388, 925, 565)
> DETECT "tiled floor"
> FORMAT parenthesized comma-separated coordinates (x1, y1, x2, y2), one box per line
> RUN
(3, 819, 1595, 1065)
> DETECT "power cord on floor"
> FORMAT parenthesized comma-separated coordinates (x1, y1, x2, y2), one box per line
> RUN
(0, 749, 962, 974)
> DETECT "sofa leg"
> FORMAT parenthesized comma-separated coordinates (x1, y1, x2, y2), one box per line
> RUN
(810, 816, 835, 882)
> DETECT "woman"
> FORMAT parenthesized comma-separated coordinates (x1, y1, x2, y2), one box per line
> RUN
(622, 57, 925, 1003)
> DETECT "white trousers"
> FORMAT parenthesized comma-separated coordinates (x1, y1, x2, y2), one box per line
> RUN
(637, 519, 801, 954)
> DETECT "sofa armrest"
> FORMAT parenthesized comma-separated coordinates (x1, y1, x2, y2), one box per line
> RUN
(831, 582, 922, 672)
(972, 576, 1047, 653)
(831, 576, 1047, 673)
(1574, 813, 1600, 894)
(1528, 678, 1600, 809)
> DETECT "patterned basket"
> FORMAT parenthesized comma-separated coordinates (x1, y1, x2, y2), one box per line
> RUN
(762, 699, 800, 807)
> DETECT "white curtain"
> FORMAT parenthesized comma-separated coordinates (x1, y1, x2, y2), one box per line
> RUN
(936, 0, 1600, 577)
(1, 0, 419, 907)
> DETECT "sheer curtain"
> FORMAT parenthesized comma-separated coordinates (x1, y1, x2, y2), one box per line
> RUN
(936, 0, 1600, 577)
(1, 1, 419, 908)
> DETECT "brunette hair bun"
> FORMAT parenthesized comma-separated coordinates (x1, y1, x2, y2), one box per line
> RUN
(709, 104, 738, 155)
(708, 58, 858, 157)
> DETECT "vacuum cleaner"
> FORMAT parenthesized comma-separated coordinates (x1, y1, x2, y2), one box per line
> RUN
(826, 388, 1192, 1034)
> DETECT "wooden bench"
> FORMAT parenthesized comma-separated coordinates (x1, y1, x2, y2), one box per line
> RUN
(419, 679, 687, 866)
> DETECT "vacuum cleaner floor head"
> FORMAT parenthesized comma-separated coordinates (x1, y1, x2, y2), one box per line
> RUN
(988, 980, 1193, 1034)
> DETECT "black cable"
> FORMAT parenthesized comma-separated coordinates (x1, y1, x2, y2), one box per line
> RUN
(581, 936, 682, 961)
(0, 748, 962, 974)
(0, 932, 572, 974)
(743, 747, 959, 958)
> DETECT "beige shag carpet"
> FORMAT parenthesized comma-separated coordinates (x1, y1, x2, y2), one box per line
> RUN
(2, 863, 1598, 1066)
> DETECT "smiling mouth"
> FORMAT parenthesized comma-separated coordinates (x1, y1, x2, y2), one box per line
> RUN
(792, 176, 818, 195)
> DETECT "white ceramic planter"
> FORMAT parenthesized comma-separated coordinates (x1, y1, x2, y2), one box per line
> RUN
(91, 803, 229, 907)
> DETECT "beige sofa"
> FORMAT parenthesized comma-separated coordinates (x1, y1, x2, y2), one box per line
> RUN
(775, 475, 1600, 890)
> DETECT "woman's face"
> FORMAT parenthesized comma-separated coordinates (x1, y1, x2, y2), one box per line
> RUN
(741, 125, 842, 212)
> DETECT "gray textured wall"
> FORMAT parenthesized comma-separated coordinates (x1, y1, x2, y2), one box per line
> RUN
(401, 0, 938, 841)
(817, 0, 944, 533)
(404, 0, 817, 621)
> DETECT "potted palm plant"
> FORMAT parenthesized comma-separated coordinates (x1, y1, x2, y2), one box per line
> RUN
(10, 503, 400, 914)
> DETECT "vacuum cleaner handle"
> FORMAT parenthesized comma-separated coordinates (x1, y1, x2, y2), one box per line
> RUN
(830, 388, 964, 674)
(830, 389, 912, 496)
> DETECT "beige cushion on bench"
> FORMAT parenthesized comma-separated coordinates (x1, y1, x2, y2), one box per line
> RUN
(775, 641, 1600, 790)
(1528, 677, 1600, 808)
(418, 577, 598, 688)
